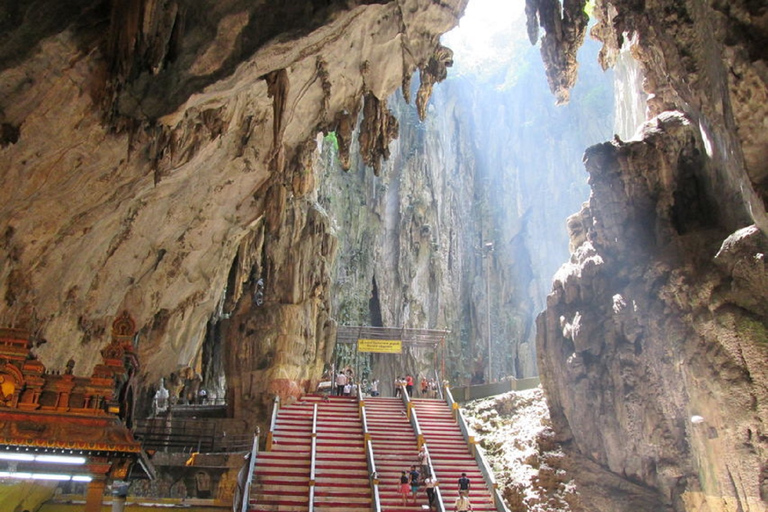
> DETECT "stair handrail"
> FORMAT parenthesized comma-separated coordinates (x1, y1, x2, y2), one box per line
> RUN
(411, 408, 424, 448)
(443, 382, 456, 415)
(266, 395, 280, 451)
(421, 443, 446, 512)
(239, 432, 259, 512)
(399, 384, 424, 446)
(309, 402, 318, 512)
(360, 402, 382, 512)
(457, 408, 510, 512)
(447, 383, 511, 512)
(433, 369, 444, 401)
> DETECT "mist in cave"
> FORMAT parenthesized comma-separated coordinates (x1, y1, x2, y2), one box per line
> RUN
(320, 0, 615, 386)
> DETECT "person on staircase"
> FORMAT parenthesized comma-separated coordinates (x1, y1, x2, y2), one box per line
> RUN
(417, 444, 428, 476)
(421, 376, 429, 396)
(399, 471, 410, 506)
(335, 371, 347, 396)
(458, 472, 470, 496)
(454, 493, 473, 512)
(428, 378, 438, 398)
(424, 472, 437, 511)
(394, 376, 403, 397)
(409, 465, 421, 504)
(405, 374, 414, 396)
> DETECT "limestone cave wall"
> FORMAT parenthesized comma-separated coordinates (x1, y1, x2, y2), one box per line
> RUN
(0, 0, 467, 422)
(533, 0, 768, 510)
(315, 34, 613, 389)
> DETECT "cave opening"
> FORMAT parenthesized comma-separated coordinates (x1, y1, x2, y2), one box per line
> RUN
(326, 0, 615, 387)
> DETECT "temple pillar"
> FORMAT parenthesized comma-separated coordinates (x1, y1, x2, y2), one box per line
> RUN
(85, 476, 107, 512)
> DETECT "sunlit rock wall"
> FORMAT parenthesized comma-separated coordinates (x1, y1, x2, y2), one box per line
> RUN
(0, 0, 467, 416)
(317, 37, 612, 388)
(535, 0, 768, 510)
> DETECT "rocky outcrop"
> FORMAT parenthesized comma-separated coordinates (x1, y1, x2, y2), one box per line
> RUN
(535, 1, 768, 510)
(0, 0, 467, 414)
(539, 112, 768, 511)
(539, 85, 767, 512)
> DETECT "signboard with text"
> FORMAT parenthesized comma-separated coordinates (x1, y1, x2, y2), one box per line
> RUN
(357, 339, 402, 353)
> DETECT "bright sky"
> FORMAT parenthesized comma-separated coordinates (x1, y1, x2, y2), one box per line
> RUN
(442, 0, 528, 77)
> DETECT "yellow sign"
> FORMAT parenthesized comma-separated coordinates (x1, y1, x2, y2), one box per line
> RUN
(357, 339, 402, 353)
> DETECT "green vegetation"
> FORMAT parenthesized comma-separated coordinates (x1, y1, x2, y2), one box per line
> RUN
(584, 0, 596, 18)
(324, 131, 339, 152)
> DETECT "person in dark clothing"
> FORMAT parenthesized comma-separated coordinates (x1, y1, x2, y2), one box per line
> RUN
(458, 472, 470, 496)
(409, 465, 421, 503)
(399, 471, 410, 506)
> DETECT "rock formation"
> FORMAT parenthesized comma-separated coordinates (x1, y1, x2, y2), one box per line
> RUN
(535, 0, 768, 511)
(316, 34, 613, 388)
(1, 0, 767, 510)
(0, 0, 467, 424)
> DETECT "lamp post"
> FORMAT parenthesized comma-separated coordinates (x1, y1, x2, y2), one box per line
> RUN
(483, 241, 494, 383)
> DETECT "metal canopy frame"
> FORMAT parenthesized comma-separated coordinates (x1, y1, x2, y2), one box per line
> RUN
(335, 326, 449, 347)
(335, 326, 450, 391)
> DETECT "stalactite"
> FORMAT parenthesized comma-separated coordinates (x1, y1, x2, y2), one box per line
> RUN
(265, 69, 290, 175)
(525, 0, 589, 104)
(416, 45, 454, 121)
(334, 108, 357, 171)
(359, 92, 399, 176)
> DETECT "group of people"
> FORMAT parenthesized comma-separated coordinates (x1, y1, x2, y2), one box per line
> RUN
(330, 369, 383, 397)
(397, 446, 473, 511)
(394, 375, 439, 398)
(334, 370, 358, 397)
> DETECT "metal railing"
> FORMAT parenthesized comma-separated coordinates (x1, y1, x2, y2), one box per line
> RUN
(399, 383, 424, 444)
(266, 395, 280, 451)
(444, 383, 510, 512)
(308, 403, 318, 512)
(400, 386, 446, 512)
(133, 418, 252, 453)
(360, 401, 382, 512)
(240, 433, 259, 512)
(421, 443, 446, 512)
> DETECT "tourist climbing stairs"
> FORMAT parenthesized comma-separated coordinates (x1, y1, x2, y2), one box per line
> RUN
(365, 396, 425, 512)
(411, 398, 497, 511)
(249, 395, 371, 512)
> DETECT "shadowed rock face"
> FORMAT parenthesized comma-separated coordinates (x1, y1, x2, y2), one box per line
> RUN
(535, 0, 768, 510)
(0, 0, 467, 417)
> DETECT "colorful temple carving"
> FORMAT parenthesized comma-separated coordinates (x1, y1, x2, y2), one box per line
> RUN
(0, 311, 150, 511)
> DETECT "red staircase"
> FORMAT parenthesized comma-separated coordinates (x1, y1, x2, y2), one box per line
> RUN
(365, 396, 425, 512)
(249, 396, 371, 512)
(307, 395, 371, 512)
(412, 398, 496, 511)
(250, 398, 313, 511)
(249, 394, 499, 512)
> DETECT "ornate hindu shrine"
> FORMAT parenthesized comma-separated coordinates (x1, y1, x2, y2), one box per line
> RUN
(0, 311, 151, 511)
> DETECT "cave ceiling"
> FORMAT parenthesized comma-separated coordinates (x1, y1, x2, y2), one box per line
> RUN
(1, 0, 768, 509)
